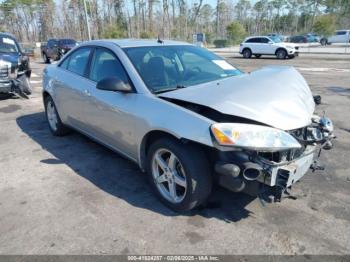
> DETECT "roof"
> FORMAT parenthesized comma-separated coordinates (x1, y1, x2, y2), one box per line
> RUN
(86, 39, 192, 48)
(0, 32, 16, 39)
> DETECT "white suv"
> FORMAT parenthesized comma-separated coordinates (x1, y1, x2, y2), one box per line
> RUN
(239, 36, 299, 59)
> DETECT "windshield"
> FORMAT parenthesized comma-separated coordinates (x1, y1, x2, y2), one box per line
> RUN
(0, 36, 19, 53)
(124, 45, 243, 93)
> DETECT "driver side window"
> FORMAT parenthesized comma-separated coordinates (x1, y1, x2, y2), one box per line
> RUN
(89, 48, 129, 84)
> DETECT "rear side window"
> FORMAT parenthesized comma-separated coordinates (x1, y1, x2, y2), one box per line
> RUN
(65, 48, 91, 76)
(246, 38, 259, 43)
(260, 38, 269, 43)
(89, 48, 129, 83)
(336, 31, 346, 35)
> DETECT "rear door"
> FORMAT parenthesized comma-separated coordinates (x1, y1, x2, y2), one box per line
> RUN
(53, 47, 93, 130)
(259, 37, 274, 54)
(245, 37, 260, 54)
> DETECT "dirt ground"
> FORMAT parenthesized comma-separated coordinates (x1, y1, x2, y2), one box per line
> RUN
(0, 54, 349, 255)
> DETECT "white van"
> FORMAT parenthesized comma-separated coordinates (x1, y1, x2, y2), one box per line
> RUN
(321, 30, 350, 45)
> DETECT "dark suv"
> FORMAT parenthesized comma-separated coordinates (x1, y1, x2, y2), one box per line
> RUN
(0, 32, 31, 97)
(41, 38, 77, 63)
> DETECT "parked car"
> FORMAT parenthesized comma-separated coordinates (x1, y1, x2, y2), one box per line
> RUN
(305, 33, 320, 43)
(320, 30, 350, 45)
(267, 33, 284, 42)
(43, 39, 335, 211)
(239, 36, 299, 59)
(289, 35, 308, 43)
(0, 32, 32, 98)
(41, 38, 77, 63)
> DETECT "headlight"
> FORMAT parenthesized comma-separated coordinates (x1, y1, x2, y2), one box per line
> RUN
(211, 123, 301, 150)
(61, 49, 65, 53)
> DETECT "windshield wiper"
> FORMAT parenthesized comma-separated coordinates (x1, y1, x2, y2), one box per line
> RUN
(153, 85, 186, 94)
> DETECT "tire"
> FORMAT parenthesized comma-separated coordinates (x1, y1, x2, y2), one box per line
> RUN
(254, 54, 261, 58)
(44, 95, 70, 136)
(146, 138, 212, 212)
(276, 49, 287, 59)
(43, 53, 50, 64)
(242, 48, 252, 59)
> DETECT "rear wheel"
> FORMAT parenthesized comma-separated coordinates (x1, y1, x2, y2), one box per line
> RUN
(276, 49, 287, 59)
(243, 49, 252, 59)
(44, 96, 70, 136)
(146, 138, 212, 212)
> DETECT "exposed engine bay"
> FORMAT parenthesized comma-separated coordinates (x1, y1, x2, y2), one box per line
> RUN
(161, 96, 335, 203)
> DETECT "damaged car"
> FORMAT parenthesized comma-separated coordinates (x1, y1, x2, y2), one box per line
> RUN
(0, 33, 32, 98)
(43, 40, 335, 211)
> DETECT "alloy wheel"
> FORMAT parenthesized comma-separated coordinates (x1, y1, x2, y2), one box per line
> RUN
(151, 148, 187, 204)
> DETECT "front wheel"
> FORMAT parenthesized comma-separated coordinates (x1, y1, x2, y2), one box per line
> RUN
(146, 138, 212, 212)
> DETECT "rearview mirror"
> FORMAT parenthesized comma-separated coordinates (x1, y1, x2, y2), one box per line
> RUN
(96, 77, 132, 93)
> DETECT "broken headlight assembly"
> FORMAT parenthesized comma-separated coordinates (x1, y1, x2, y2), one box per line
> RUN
(210, 123, 301, 151)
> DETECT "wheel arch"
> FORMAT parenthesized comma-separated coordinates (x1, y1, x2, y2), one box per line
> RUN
(138, 129, 212, 171)
(242, 47, 252, 53)
(275, 47, 287, 55)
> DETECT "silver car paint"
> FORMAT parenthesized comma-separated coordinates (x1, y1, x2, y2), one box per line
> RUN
(43, 40, 215, 169)
(160, 66, 315, 130)
(43, 40, 314, 170)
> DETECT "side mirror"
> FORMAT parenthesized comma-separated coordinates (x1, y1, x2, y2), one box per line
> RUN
(96, 77, 132, 93)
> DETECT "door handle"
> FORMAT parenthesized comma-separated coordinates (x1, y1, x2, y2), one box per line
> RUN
(84, 89, 91, 96)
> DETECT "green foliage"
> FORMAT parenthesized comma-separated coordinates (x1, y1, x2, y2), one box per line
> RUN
(313, 15, 336, 36)
(102, 25, 126, 39)
(140, 31, 154, 39)
(213, 39, 228, 48)
(226, 22, 247, 45)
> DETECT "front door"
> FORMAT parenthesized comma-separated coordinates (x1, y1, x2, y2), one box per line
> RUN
(82, 47, 138, 158)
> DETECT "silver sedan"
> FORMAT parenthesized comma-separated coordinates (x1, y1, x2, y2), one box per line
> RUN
(43, 39, 334, 211)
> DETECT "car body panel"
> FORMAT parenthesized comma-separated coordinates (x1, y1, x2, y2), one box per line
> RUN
(160, 66, 314, 131)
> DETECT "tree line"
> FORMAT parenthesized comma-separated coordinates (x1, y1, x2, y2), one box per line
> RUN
(0, 0, 349, 45)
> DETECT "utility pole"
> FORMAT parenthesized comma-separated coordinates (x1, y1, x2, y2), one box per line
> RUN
(83, 0, 91, 40)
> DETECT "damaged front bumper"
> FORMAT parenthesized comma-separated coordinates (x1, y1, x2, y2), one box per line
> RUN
(213, 115, 335, 202)
(0, 66, 31, 98)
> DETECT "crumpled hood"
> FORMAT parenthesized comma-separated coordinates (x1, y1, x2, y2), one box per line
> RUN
(160, 66, 315, 130)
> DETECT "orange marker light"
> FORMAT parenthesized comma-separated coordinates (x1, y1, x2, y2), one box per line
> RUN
(212, 126, 234, 145)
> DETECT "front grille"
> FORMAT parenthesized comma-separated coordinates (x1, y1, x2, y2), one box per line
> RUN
(0, 67, 8, 78)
